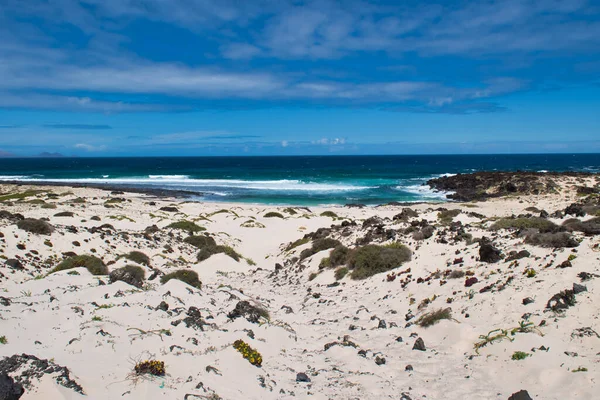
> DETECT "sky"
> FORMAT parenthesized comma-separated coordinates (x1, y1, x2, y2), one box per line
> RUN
(0, 0, 599, 157)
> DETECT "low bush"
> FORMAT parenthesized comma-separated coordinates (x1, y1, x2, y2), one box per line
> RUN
(134, 360, 165, 376)
(52, 255, 108, 275)
(335, 267, 349, 280)
(413, 225, 435, 240)
(348, 243, 411, 280)
(511, 351, 529, 361)
(233, 339, 262, 367)
(438, 209, 461, 224)
(184, 234, 217, 249)
(197, 244, 242, 262)
(320, 211, 338, 218)
(121, 251, 151, 266)
(16, 218, 54, 235)
(416, 308, 452, 327)
(283, 207, 297, 215)
(285, 237, 309, 251)
(167, 220, 205, 234)
(448, 270, 465, 279)
(160, 269, 202, 289)
(563, 217, 600, 235)
(300, 238, 342, 260)
(524, 232, 579, 248)
(54, 211, 74, 217)
(490, 217, 559, 233)
(264, 211, 284, 219)
(329, 245, 350, 267)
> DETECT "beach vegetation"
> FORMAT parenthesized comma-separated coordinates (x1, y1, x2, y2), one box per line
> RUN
(197, 244, 242, 262)
(16, 218, 54, 235)
(285, 237, 310, 251)
(109, 265, 145, 288)
(264, 211, 284, 218)
(335, 267, 349, 280)
(54, 211, 74, 217)
(184, 234, 217, 249)
(240, 220, 265, 228)
(134, 360, 166, 376)
(438, 209, 461, 224)
(474, 329, 514, 354)
(308, 272, 318, 281)
(490, 217, 559, 232)
(524, 232, 579, 248)
(283, 207, 298, 215)
(329, 245, 350, 267)
(71, 197, 86, 203)
(108, 215, 135, 222)
(299, 238, 342, 260)
(416, 308, 453, 327)
(0, 190, 45, 202)
(448, 270, 465, 279)
(167, 220, 205, 233)
(52, 255, 108, 275)
(121, 251, 151, 266)
(41, 204, 57, 209)
(320, 211, 338, 218)
(0, 336, 6, 344)
(233, 340, 262, 367)
(348, 243, 411, 280)
(572, 367, 588, 373)
(511, 351, 530, 360)
(160, 269, 202, 289)
(92, 316, 102, 322)
(525, 268, 536, 278)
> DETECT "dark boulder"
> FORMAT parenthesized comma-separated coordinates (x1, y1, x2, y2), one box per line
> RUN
(0, 372, 24, 400)
(227, 300, 268, 324)
(5, 260, 23, 270)
(479, 238, 502, 263)
(412, 337, 426, 351)
(296, 372, 311, 382)
(507, 390, 533, 400)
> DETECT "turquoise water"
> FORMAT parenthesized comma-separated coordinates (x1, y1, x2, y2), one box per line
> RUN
(0, 154, 598, 205)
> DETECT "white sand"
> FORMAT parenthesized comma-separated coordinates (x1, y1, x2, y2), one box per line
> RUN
(0, 178, 599, 399)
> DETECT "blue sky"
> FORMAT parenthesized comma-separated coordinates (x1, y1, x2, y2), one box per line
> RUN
(0, 0, 599, 156)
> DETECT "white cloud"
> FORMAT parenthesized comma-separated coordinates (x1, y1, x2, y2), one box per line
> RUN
(74, 143, 107, 152)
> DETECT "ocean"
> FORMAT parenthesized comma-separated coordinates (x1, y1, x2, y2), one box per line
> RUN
(0, 154, 599, 205)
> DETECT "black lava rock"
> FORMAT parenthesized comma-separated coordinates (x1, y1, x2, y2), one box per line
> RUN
(296, 372, 311, 383)
(508, 390, 533, 400)
(479, 238, 502, 263)
(4, 260, 23, 271)
(228, 300, 268, 324)
(412, 337, 426, 351)
(0, 372, 24, 400)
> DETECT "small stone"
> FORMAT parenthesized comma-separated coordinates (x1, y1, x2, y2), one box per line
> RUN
(378, 319, 387, 329)
(157, 301, 169, 311)
(296, 372, 311, 383)
(375, 356, 386, 365)
(573, 283, 587, 294)
(412, 337, 426, 351)
(522, 297, 534, 305)
(405, 365, 413, 371)
(395, 336, 403, 343)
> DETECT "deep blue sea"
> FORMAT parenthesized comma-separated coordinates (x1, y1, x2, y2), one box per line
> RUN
(0, 154, 599, 205)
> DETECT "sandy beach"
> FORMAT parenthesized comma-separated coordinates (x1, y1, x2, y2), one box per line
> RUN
(1, 173, 599, 400)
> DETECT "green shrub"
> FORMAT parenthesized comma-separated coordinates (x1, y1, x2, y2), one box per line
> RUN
(448, 270, 465, 279)
(184, 235, 216, 249)
(160, 269, 202, 289)
(348, 244, 411, 280)
(572, 367, 588, 373)
(329, 245, 350, 267)
(167, 220, 205, 234)
(283, 207, 297, 215)
(0, 336, 7, 344)
(134, 360, 165, 376)
(233, 339, 262, 367)
(264, 211, 284, 219)
(52, 255, 108, 275)
(319, 257, 331, 268)
(320, 211, 338, 218)
(285, 237, 309, 251)
(335, 267, 348, 280)
(511, 351, 529, 360)
(308, 272, 318, 281)
(525, 268, 536, 278)
(524, 232, 579, 248)
(416, 308, 452, 327)
(197, 244, 241, 262)
(300, 238, 342, 260)
(54, 211, 74, 217)
(438, 209, 461, 224)
(121, 251, 151, 266)
(490, 217, 558, 233)
(16, 218, 54, 235)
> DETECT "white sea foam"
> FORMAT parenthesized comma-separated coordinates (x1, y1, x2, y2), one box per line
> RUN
(2, 176, 372, 192)
(399, 184, 452, 200)
(0, 175, 30, 180)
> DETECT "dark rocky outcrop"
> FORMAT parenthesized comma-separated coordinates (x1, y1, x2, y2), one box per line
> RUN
(479, 238, 502, 263)
(0, 372, 24, 400)
(227, 301, 268, 324)
(427, 171, 592, 201)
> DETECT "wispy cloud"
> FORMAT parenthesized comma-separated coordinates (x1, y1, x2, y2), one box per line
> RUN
(74, 143, 107, 152)
(43, 124, 113, 130)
